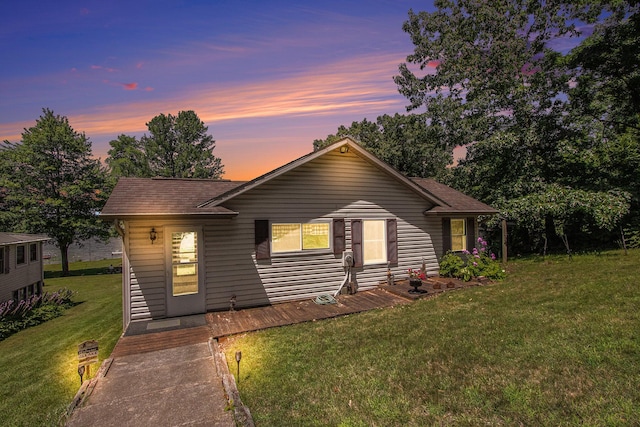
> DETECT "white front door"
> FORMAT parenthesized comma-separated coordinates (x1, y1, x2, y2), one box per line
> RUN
(166, 227, 206, 317)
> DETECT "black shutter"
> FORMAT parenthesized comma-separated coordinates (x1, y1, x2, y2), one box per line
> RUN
(466, 217, 476, 251)
(4, 247, 9, 274)
(442, 218, 451, 253)
(333, 218, 345, 255)
(255, 220, 270, 260)
(351, 219, 363, 267)
(386, 219, 398, 265)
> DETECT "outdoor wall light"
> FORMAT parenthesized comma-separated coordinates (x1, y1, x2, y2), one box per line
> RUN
(149, 227, 157, 244)
(339, 145, 349, 153)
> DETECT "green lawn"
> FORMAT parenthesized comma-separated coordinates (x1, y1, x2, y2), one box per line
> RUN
(223, 250, 640, 426)
(0, 259, 122, 427)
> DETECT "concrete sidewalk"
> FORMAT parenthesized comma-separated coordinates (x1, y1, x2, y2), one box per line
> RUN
(66, 341, 235, 427)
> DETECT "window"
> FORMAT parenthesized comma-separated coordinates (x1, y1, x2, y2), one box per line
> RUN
(271, 222, 330, 253)
(16, 245, 26, 265)
(451, 219, 467, 251)
(171, 231, 199, 296)
(363, 220, 387, 265)
(0, 247, 4, 274)
(30, 243, 38, 262)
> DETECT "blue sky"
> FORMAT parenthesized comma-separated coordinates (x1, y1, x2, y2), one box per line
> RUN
(1, 0, 438, 179)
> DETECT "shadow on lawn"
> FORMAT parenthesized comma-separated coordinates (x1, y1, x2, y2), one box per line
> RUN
(45, 267, 122, 279)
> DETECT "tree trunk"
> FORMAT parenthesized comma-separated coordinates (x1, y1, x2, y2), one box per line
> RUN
(60, 243, 70, 276)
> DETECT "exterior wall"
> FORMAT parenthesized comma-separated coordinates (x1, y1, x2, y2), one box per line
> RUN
(206, 149, 441, 311)
(122, 220, 167, 322)
(0, 242, 45, 302)
(120, 149, 444, 323)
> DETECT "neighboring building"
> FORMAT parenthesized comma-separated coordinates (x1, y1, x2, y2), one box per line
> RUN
(0, 233, 50, 302)
(100, 138, 497, 331)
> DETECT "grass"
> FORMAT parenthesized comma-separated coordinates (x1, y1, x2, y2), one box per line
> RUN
(0, 259, 122, 427)
(222, 249, 640, 426)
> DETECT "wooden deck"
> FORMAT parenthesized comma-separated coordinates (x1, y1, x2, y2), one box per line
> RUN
(110, 288, 429, 357)
(207, 288, 412, 338)
(110, 325, 212, 358)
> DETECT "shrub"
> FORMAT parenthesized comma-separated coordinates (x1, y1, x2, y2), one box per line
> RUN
(0, 289, 75, 341)
(439, 238, 506, 281)
(439, 251, 465, 278)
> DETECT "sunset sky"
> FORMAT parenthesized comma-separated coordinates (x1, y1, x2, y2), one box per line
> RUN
(0, 0, 441, 180)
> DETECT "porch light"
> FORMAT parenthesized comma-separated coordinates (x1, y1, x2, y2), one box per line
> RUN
(339, 145, 349, 153)
(149, 227, 157, 244)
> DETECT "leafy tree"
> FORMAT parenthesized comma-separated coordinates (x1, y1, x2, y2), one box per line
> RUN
(105, 134, 151, 179)
(314, 113, 452, 178)
(396, 0, 637, 253)
(141, 110, 224, 178)
(0, 109, 111, 276)
(566, 8, 640, 134)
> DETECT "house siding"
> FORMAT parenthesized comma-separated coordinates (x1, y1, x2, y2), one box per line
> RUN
(120, 149, 443, 322)
(205, 149, 440, 311)
(0, 242, 45, 302)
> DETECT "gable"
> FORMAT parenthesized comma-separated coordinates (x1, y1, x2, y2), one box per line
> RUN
(201, 139, 444, 210)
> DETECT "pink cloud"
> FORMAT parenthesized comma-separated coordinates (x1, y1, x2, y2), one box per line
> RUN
(427, 60, 441, 68)
(122, 82, 138, 90)
(91, 65, 118, 73)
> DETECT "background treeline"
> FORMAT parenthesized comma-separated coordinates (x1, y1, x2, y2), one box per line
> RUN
(2, 1, 639, 272)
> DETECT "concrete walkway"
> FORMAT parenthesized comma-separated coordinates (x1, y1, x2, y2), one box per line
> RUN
(66, 341, 235, 427)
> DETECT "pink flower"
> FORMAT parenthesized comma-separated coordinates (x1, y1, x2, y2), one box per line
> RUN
(473, 262, 478, 266)
(490, 253, 496, 260)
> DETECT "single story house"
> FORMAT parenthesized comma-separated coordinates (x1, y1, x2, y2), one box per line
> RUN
(0, 232, 50, 302)
(100, 138, 497, 331)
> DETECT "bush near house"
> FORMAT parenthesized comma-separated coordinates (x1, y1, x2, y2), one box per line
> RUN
(440, 237, 506, 281)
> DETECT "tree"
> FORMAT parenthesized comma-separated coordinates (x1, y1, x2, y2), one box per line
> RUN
(396, 0, 637, 253)
(105, 134, 151, 179)
(140, 110, 224, 178)
(313, 113, 452, 179)
(0, 109, 111, 275)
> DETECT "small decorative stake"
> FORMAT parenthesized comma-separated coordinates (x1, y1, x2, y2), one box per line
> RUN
(235, 351, 242, 384)
(77, 365, 85, 385)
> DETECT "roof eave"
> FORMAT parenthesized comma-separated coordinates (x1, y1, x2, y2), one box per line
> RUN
(99, 211, 239, 220)
(423, 209, 499, 216)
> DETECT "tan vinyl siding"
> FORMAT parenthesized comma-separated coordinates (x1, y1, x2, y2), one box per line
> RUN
(119, 148, 444, 322)
(125, 222, 166, 321)
(203, 149, 440, 310)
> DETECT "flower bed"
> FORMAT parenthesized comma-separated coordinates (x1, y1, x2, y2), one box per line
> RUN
(0, 289, 75, 341)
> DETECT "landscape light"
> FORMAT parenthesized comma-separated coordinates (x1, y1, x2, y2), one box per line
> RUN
(235, 351, 242, 384)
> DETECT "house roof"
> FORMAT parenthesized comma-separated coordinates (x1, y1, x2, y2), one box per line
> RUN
(411, 178, 498, 215)
(0, 232, 50, 246)
(100, 177, 245, 218)
(100, 139, 497, 219)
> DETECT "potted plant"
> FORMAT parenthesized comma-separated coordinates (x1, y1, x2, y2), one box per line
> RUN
(408, 268, 426, 293)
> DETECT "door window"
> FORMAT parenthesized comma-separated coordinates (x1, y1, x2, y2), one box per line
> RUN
(171, 231, 199, 296)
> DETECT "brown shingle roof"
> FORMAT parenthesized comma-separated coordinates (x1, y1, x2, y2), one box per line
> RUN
(0, 233, 50, 246)
(411, 178, 498, 215)
(100, 178, 245, 218)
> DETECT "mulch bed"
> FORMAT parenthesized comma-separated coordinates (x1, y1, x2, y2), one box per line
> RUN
(378, 276, 489, 300)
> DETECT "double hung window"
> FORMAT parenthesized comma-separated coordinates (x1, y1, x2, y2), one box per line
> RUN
(271, 222, 330, 253)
